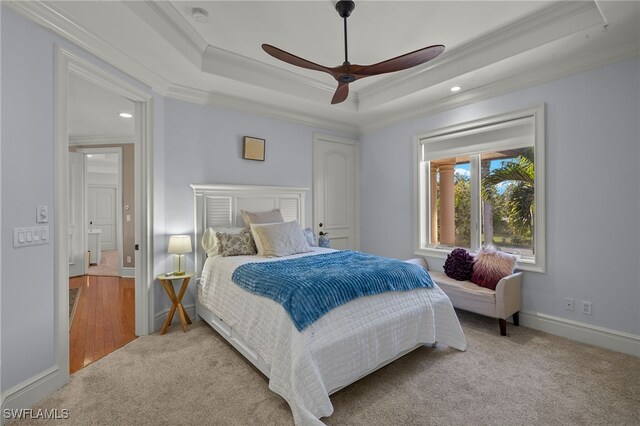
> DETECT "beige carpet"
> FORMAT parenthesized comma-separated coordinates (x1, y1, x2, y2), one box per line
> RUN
(10, 311, 639, 425)
(88, 250, 119, 276)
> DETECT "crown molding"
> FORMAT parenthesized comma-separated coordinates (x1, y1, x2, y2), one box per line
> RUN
(6, 1, 171, 95)
(165, 83, 359, 136)
(358, 38, 639, 135)
(6, 1, 358, 135)
(357, 1, 604, 111)
(8, 0, 636, 139)
(126, 1, 358, 108)
(202, 45, 358, 109)
(69, 135, 136, 146)
(124, 1, 207, 69)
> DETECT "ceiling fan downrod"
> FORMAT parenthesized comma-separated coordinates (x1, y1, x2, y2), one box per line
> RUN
(336, 1, 356, 82)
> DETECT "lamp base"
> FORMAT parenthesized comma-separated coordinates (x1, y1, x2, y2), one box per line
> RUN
(172, 271, 186, 276)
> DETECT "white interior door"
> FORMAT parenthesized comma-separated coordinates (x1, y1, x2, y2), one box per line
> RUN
(69, 152, 86, 277)
(313, 134, 359, 250)
(88, 186, 117, 251)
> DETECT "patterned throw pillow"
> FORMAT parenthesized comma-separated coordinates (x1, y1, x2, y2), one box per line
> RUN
(202, 227, 245, 256)
(471, 246, 518, 290)
(303, 227, 317, 247)
(216, 229, 258, 257)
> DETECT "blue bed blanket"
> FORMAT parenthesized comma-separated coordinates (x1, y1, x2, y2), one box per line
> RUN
(231, 250, 434, 331)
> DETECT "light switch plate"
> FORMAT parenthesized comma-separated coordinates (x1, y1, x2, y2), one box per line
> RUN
(37, 205, 48, 223)
(14, 226, 49, 248)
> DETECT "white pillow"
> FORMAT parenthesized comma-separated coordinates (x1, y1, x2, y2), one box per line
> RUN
(250, 221, 312, 257)
(201, 227, 245, 256)
(241, 209, 284, 228)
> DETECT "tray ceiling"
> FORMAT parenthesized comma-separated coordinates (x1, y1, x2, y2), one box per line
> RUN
(9, 1, 640, 134)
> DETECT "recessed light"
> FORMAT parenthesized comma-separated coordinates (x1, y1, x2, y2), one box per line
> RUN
(118, 112, 133, 118)
(86, 154, 93, 158)
(450, 86, 462, 92)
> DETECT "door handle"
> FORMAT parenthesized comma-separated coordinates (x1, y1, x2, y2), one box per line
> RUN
(134, 244, 139, 251)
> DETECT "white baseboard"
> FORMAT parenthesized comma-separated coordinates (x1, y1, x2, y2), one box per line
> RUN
(0, 366, 67, 425)
(120, 267, 135, 278)
(520, 311, 640, 357)
(152, 304, 196, 333)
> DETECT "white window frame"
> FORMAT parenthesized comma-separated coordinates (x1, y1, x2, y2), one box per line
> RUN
(414, 105, 546, 273)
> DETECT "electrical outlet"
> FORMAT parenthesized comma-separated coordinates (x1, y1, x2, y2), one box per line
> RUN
(126, 256, 132, 263)
(582, 301, 592, 315)
(564, 297, 574, 311)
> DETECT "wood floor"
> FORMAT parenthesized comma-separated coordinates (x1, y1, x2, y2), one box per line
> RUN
(69, 275, 136, 374)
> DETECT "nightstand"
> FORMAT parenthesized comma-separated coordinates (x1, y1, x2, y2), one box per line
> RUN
(156, 271, 195, 335)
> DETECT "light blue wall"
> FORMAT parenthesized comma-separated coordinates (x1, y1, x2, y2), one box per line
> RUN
(360, 57, 640, 335)
(0, 7, 160, 391)
(158, 98, 351, 313)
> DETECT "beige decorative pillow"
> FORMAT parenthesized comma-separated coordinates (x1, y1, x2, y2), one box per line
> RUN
(251, 221, 312, 257)
(250, 222, 277, 256)
(241, 209, 284, 228)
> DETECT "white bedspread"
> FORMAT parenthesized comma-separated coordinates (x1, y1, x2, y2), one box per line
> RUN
(198, 248, 467, 425)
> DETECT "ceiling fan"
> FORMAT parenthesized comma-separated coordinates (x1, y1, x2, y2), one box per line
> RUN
(262, 1, 445, 105)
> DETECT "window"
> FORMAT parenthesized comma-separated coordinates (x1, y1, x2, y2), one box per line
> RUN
(415, 105, 545, 272)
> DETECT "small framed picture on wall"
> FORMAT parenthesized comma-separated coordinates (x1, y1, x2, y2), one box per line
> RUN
(242, 136, 266, 161)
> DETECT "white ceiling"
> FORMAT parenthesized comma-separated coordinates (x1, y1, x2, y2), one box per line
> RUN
(68, 73, 135, 138)
(13, 1, 639, 135)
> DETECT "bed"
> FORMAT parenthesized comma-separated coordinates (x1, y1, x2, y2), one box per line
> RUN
(192, 184, 467, 425)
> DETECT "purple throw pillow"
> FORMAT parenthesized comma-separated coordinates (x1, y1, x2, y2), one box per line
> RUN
(443, 248, 474, 281)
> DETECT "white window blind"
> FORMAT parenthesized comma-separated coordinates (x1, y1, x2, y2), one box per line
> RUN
(420, 116, 534, 161)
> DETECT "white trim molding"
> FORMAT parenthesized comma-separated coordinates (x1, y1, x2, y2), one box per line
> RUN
(38, 46, 155, 413)
(7, 0, 637, 138)
(0, 367, 66, 423)
(520, 311, 640, 358)
(164, 83, 359, 137)
(69, 135, 135, 146)
(357, 1, 603, 110)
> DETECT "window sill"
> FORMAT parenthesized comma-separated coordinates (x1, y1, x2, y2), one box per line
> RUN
(414, 247, 545, 273)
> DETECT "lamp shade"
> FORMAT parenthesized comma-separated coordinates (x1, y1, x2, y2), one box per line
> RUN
(168, 235, 192, 254)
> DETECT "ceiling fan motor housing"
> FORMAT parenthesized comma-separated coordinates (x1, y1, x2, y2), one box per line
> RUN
(335, 1, 356, 18)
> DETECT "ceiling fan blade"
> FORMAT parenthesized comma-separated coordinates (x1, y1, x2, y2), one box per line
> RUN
(262, 44, 335, 77)
(331, 82, 350, 104)
(353, 45, 445, 76)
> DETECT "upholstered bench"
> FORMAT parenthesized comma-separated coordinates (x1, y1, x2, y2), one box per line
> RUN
(429, 270, 523, 336)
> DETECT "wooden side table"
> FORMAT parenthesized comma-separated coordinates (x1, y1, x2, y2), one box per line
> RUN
(156, 272, 195, 335)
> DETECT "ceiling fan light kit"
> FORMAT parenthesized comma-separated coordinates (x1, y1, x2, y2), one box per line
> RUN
(262, 0, 445, 105)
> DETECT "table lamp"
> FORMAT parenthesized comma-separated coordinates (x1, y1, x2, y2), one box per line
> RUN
(168, 235, 192, 275)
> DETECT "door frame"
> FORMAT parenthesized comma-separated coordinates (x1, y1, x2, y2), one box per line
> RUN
(67, 152, 87, 277)
(312, 132, 360, 250)
(55, 47, 154, 383)
(77, 147, 123, 275)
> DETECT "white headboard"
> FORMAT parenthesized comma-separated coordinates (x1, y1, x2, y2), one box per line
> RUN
(191, 184, 308, 275)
